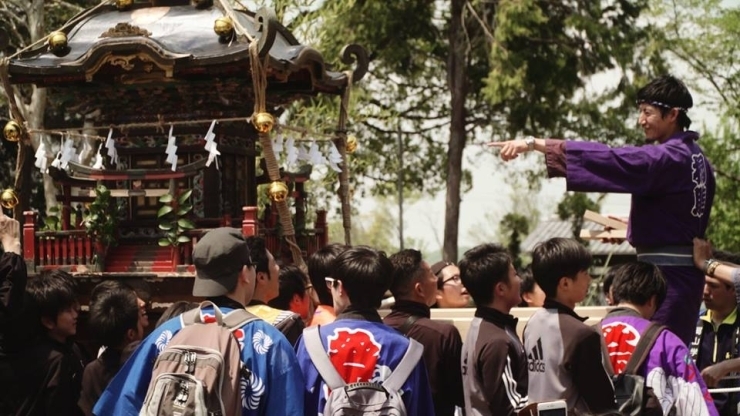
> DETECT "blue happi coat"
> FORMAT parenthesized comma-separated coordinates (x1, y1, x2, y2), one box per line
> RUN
(93, 305, 304, 416)
(295, 317, 435, 416)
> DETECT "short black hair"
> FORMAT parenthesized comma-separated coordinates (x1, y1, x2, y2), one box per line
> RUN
(518, 265, 535, 307)
(88, 281, 140, 347)
(26, 270, 78, 324)
(155, 301, 198, 328)
(308, 243, 348, 306)
(268, 265, 309, 311)
(637, 75, 693, 129)
(602, 269, 616, 297)
(332, 246, 393, 309)
(459, 243, 511, 306)
(609, 262, 667, 309)
(389, 249, 424, 299)
(532, 238, 592, 298)
(246, 236, 269, 274)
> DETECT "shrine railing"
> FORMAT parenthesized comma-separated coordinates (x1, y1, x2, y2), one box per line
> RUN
(22, 207, 328, 272)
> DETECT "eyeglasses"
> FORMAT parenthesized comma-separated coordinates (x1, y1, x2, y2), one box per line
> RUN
(442, 275, 461, 285)
(244, 256, 255, 268)
(324, 277, 339, 288)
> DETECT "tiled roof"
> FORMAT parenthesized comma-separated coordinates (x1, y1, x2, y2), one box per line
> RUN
(521, 219, 636, 256)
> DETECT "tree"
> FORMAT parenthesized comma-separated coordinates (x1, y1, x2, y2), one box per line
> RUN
(277, 0, 659, 262)
(557, 192, 605, 243)
(0, 0, 96, 219)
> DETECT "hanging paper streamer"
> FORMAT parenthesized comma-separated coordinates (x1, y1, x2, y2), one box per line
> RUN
(308, 141, 326, 167)
(203, 120, 220, 169)
(34, 140, 48, 173)
(327, 142, 343, 173)
(92, 142, 105, 170)
(272, 131, 283, 160)
(297, 143, 310, 162)
(59, 135, 77, 170)
(105, 128, 119, 167)
(285, 137, 298, 166)
(165, 125, 178, 172)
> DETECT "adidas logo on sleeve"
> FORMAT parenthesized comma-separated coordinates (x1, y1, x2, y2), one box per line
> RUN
(527, 338, 545, 372)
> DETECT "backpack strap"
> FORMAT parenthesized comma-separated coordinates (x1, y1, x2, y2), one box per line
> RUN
(304, 326, 346, 390)
(624, 323, 665, 375)
(222, 308, 260, 329)
(381, 338, 424, 393)
(398, 315, 421, 336)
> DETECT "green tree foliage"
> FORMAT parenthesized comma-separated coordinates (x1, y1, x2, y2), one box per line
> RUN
(557, 192, 605, 243)
(650, 0, 740, 252)
(266, 0, 658, 261)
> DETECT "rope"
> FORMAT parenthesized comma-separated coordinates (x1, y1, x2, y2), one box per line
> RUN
(336, 70, 354, 245)
(250, 40, 305, 270)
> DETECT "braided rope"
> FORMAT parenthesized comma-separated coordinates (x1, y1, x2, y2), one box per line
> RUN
(250, 41, 305, 270)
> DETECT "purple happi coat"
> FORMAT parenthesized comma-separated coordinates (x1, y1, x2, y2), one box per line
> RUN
(546, 131, 716, 345)
(601, 313, 718, 416)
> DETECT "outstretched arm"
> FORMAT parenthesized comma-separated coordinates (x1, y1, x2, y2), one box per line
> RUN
(488, 138, 548, 161)
(693, 238, 740, 304)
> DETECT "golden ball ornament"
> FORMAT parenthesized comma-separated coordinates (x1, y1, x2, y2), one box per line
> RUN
(345, 135, 358, 153)
(115, 0, 133, 11)
(48, 31, 68, 56)
(252, 112, 275, 134)
(267, 181, 289, 202)
(214, 17, 234, 39)
(0, 189, 18, 210)
(3, 121, 22, 142)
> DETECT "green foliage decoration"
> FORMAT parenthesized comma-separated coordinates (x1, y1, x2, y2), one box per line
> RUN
(157, 190, 195, 247)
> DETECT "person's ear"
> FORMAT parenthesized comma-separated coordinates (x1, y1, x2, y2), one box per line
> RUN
(41, 316, 56, 331)
(435, 288, 444, 301)
(125, 327, 139, 342)
(414, 281, 424, 297)
(289, 293, 303, 308)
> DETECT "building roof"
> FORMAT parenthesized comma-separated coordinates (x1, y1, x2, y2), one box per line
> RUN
(7, 2, 368, 124)
(521, 219, 636, 256)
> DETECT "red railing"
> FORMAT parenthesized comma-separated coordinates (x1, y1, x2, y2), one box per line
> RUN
(23, 208, 328, 272)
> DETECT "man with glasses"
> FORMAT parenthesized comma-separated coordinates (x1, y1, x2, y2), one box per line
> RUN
(491, 75, 715, 345)
(268, 264, 318, 326)
(383, 249, 464, 416)
(95, 228, 304, 416)
(295, 246, 434, 415)
(432, 261, 471, 308)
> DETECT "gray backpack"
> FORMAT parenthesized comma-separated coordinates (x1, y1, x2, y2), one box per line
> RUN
(140, 302, 259, 416)
(304, 325, 423, 416)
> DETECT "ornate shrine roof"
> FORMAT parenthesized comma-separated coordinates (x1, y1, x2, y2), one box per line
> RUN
(6, 1, 366, 124)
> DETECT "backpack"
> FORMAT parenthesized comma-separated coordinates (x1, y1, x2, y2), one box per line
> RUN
(601, 322, 675, 416)
(304, 325, 423, 416)
(140, 302, 259, 416)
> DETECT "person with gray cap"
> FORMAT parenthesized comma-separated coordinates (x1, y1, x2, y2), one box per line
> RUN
(94, 227, 304, 416)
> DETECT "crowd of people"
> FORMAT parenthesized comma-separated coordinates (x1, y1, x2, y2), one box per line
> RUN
(0, 73, 738, 416)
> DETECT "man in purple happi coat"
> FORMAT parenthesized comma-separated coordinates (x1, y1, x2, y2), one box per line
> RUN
(491, 75, 715, 345)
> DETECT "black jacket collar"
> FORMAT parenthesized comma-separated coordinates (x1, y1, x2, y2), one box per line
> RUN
(475, 306, 518, 329)
(544, 298, 588, 322)
(391, 300, 431, 319)
(336, 305, 383, 323)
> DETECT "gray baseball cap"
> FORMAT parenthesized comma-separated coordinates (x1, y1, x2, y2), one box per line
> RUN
(192, 227, 253, 297)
